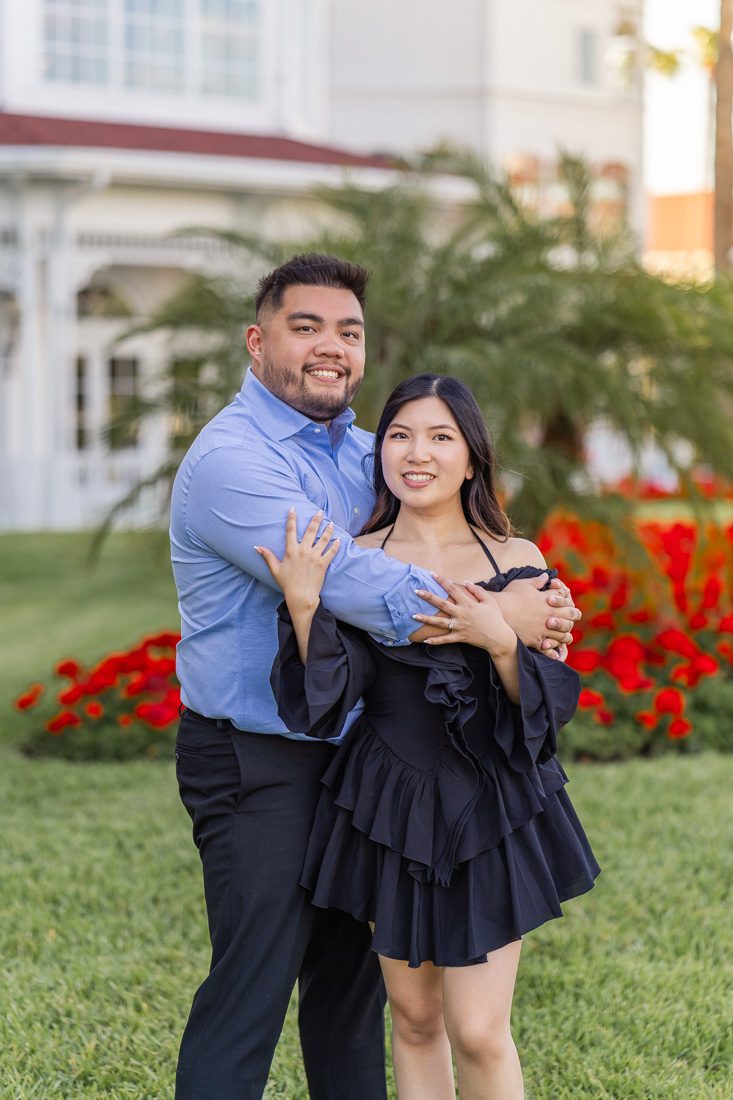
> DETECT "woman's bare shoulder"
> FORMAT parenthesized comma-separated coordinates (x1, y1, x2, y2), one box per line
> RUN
(354, 528, 390, 549)
(501, 536, 547, 571)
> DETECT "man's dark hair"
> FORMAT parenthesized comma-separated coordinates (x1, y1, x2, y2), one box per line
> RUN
(255, 252, 370, 318)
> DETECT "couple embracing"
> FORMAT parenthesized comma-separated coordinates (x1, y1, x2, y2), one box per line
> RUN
(170, 253, 599, 1099)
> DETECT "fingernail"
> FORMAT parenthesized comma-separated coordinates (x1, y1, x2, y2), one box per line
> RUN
(414, 588, 427, 596)
(549, 596, 559, 605)
(289, 506, 295, 513)
(253, 545, 262, 552)
(412, 614, 422, 620)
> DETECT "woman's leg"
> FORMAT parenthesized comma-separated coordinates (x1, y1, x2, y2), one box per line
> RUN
(378, 955, 455, 1100)
(442, 940, 523, 1100)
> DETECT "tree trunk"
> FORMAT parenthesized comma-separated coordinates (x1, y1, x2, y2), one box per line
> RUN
(714, 0, 733, 271)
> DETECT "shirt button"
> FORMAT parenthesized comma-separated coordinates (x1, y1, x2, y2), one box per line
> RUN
(313, 427, 321, 433)
(353, 506, 360, 515)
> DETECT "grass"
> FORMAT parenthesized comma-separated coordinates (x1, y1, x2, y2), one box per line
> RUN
(2, 533, 732, 1097)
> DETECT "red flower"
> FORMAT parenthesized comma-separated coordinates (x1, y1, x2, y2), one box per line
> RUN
(610, 577, 629, 611)
(58, 683, 85, 705)
(46, 711, 82, 734)
(718, 614, 733, 633)
(55, 659, 82, 679)
(134, 700, 179, 728)
(688, 612, 708, 631)
(594, 709, 615, 726)
(117, 714, 134, 728)
(653, 688, 685, 716)
(702, 577, 722, 610)
(668, 717, 692, 740)
(603, 636, 653, 692)
(670, 652, 719, 688)
(15, 684, 44, 711)
(656, 628, 697, 659)
(84, 702, 104, 719)
(567, 648, 603, 673)
(588, 612, 614, 630)
(635, 711, 658, 730)
(591, 567, 610, 589)
(578, 688, 604, 708)
(628, 609, 652, 624)
(144, 631, 180, 649)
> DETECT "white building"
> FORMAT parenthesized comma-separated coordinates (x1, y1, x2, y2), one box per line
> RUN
(0, 0, 644, 530)
(329, 0, 645, 232)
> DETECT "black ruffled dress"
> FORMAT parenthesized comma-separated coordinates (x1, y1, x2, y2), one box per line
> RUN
(271, 534, 600, 969)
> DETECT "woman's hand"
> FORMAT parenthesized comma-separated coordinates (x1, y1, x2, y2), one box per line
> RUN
(255, 508, 340, 616)
(413, 575, 517, 658)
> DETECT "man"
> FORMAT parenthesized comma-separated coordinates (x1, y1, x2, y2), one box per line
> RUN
(170, 253, 580, 1099)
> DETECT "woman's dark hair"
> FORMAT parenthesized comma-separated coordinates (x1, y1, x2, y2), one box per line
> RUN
(361, 373, 512, 540)
(255, 253, 369, 317)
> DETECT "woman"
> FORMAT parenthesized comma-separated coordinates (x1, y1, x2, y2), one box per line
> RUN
(256, 374, 600, 1100)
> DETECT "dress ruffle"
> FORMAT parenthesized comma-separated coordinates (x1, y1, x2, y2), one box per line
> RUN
(273, 566, 600, 968)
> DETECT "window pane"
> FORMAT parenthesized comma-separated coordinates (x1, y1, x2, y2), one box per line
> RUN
(201, 0, 258, 24)
(578, 28, 597, 86)
(43, 0, 109, 84)
(123, 0, 185, 93)
(107, 358, 140, 450)
(75, 356, 87, 451)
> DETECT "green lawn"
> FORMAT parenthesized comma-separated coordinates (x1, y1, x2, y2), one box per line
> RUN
(2, 534, 732, 1098)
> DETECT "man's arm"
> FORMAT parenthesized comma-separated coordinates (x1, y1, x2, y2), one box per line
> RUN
(183, 445, 578, 650)
(183, 444, 446, 644)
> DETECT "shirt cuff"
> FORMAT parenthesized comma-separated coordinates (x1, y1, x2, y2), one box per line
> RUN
(372, 565, 443, 647)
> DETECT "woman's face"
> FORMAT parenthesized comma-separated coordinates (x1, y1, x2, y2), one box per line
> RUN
(381, 396, 473, 510)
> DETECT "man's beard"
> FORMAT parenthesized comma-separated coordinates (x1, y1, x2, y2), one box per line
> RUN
(259, 356, 362, 421)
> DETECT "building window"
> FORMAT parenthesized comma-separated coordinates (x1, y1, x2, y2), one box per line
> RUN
(200, 0, 259, 99)
(108, 357, 139, 449)
(75, 356, 88, 450)
(77, 284, 133, 318)
(577, 28, 598, 87)
(124, 0, 185, 92)
(42, 0, 261, 100)
(43, 0, 109, 85)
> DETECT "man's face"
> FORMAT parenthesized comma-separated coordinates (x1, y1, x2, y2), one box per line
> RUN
(246, 284, 366, 422)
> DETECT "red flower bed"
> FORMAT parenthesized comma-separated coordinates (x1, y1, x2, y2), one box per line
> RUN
(538, 506, 733, 758)
(16, 633, 181, 760)
(13, 491, 733, 762)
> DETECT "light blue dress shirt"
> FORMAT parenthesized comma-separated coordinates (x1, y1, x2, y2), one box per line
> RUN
(170, 368, 444, 739)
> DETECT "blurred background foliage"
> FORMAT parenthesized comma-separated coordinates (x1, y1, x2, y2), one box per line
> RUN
(106, 152, 733, 538)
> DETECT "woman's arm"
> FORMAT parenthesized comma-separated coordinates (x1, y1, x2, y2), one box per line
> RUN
(255, 507, 339, 662)
(259, 509, 376, 739)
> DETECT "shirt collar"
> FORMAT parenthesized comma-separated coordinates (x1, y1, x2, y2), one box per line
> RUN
(240, 367, 356, 449)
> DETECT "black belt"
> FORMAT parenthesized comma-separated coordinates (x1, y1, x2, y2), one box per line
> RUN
(179, 705, 233, 730)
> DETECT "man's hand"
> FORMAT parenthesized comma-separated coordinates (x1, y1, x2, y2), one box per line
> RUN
(493, 573, 581, 659)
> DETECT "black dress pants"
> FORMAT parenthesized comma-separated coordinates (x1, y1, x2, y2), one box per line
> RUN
(174, 711, 387, 1100)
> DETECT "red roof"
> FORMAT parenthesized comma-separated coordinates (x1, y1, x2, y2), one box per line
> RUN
(0, 112, 392, 169)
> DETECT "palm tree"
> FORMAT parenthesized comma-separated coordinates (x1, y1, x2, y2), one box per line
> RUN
(101, 158, 733, 539)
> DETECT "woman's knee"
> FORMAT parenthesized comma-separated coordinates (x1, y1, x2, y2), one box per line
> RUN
(445, 1017, 514, 1063)
(389, 991, 445, 1047)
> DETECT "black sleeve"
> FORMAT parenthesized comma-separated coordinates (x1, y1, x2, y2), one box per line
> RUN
(490, 641, 581, 772)
(270, 600, 377, 740)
